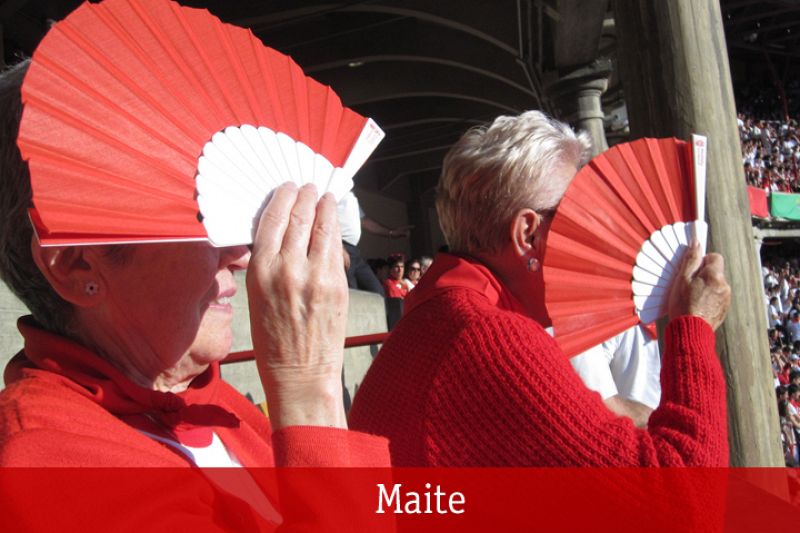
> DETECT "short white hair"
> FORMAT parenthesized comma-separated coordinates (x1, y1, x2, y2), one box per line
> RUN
(436, 110, 592, 254)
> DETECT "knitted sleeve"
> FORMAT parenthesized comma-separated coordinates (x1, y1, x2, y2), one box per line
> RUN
(271, 426, 390, 467)
(423, 312, 728, 466)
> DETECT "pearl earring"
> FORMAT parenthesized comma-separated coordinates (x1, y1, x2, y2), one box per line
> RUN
(527, 257, 540, 272)
(85, 281, 99, 295)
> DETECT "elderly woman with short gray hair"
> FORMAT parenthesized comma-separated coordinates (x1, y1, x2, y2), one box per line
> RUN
(349, 110, 732, 467)
(0, 58, 388, 478)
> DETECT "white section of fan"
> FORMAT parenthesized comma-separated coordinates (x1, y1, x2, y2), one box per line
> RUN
(632, 220, 708, 324)
(195, 124, 360, 247)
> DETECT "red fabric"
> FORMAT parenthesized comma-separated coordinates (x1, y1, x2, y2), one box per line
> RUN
(748, 185, 770, 218)
(383, 278, 408, 298)
(349, 253, 729, 466)
(0, 317, 389, 468)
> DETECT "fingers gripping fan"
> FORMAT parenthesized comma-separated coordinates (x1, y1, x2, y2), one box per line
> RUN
(542, 136, 708, 357)
(19, 0, 384, 247)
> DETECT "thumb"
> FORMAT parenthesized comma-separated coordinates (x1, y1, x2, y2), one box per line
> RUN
(679, 240, 703, 280)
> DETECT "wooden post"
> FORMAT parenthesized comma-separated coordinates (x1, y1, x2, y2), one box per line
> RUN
(614, 0, 782, 466)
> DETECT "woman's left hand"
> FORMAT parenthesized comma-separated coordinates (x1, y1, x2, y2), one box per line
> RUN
(247, 182, 348, 430)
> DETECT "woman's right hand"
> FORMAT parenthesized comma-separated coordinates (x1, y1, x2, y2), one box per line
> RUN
(246, 182, 349, 431)
(667, 241, 732, 331)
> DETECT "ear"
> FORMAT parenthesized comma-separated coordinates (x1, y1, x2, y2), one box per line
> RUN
(30, 237, 104, 307)
(508, 208, 542, 259)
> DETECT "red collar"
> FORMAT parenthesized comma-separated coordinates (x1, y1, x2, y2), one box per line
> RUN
(6, 317, 239, 447)
(404, 253, 527, 316)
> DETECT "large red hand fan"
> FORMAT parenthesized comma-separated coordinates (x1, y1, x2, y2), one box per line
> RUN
(542, 135, 708, 357)
(19, 0, 384, 247)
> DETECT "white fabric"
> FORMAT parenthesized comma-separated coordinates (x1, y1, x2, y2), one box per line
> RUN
(788, 319, 800, 342)
(337, 191, 362, 246)
(769, 304, 783, 328)
(571, 324, 662, 409)
(139, 430, 281, 523)
(139, 430, 240, 467)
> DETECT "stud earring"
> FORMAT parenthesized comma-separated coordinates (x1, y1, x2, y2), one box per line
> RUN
(527, 257, 540, 272)
(85, 281, 99, 295)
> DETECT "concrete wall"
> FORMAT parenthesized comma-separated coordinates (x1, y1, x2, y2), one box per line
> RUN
(354, 187, 412, 260)
(0, 272, 387, 408)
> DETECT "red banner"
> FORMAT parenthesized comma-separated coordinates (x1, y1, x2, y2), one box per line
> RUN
(748, 185, 770, 218)
(1, 468, 799, 532)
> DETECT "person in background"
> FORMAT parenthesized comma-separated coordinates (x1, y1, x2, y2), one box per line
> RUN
(403, 259, 422, 291)
(339, 192, 412, 297)
(382, 254, 408, 299)
(419, 256, 434, 276)
(571, 324, 661, 428)
(350, 110, 732, 467)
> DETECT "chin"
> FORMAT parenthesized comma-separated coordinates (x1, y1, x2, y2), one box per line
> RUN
(190, 323, 234, 364)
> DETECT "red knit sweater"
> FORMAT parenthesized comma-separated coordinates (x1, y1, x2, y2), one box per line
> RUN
(349, 254, 729, 466)
(0, 317, 389, 468)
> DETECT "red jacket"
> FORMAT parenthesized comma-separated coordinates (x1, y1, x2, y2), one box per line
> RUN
(349, 253, 729, 466)
(383, 278, 408, 299)
(0, 317, 388, 468)
(0, 318, 391, 530)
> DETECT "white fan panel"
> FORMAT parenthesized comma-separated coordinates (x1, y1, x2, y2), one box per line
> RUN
(640, 240, 673, 276)
(673, 221, 689, 247)
(660, 224, 681, 263)
(296, 141, 315, 187)
(312, 153, 336, 193)
(632, 280, 667, 297)
(694, 219, 709, 255)
(649, 230, 675, 269)
(257, 127, 293, 183)
(196, 125, 358, 247)
(633, 220, 705, 324)
(200, 142, 263, 199)
(277, 132, 303, 186)
(632, 265, 670, 288)
(635, 249, 667, 279)
(221, 126, 269, 191)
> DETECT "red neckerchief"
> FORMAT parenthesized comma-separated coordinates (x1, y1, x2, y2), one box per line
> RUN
(403, 253, 527, 316)
(5, 317, 239, 447)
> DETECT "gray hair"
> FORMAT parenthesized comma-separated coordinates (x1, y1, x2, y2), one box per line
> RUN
(0, 61, 133, 337)
(0, 62, 71, 336)
(436, 110, 592, 254)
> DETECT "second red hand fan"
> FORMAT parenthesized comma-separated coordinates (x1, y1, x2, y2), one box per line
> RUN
(19, 0, 384, 247)
(542, 136, 708, 357)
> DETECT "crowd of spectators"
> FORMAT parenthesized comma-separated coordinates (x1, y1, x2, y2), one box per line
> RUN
(737, 81, 800, 195)
(738, 113, 800, 192)
(763, 257, 800, 465)
(367, 254, 433, 300)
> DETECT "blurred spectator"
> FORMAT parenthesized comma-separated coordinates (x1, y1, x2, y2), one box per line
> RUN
(383, 254, 409, 299)
(403, 259, 422, 291)
(419, 256, 433, 276)
(339, 191, 413, 297)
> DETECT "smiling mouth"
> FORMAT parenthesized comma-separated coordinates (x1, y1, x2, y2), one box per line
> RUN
(212, 296, 232, 306)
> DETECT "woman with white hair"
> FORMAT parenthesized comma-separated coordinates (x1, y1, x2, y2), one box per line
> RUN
(349, 110, 732, 466)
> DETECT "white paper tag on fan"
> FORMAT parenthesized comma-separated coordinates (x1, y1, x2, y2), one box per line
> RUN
(692, 135, 707, 223)
(195, 125, 359, 247)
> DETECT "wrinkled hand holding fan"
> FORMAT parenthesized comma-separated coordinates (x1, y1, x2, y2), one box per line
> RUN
(19, 0, 384, 247)
(543, 135, 708, 357)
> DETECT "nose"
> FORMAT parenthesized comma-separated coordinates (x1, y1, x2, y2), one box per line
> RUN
(221, 245, 251, 272)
